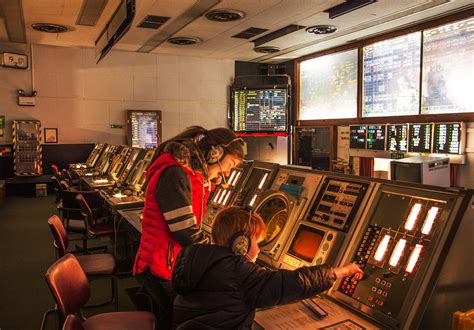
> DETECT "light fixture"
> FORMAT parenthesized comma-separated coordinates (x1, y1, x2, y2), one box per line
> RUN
(31, 23, 68, 33)
(205, 9, 245, 22)
(306, 25, 338, 35)
(253, 46, 280, 54)
(167, 36, 201, 45)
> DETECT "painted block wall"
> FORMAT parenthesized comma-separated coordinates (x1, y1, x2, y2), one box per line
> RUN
(0, 42, 234, 144)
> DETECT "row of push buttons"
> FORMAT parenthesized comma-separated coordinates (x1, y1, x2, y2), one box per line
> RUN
(375, 277, 392, 287)
(368, 295, 385, 306)
(371, 286, 388, 297)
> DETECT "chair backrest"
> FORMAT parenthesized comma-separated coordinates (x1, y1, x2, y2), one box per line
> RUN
(76, 194, 94, 228)
(62, 314, 84, 330)
(51, 164, 61, 177)
(44, 254, 90, 324)
(48, 215, 68, 257)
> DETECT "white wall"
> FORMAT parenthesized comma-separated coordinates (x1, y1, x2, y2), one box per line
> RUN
(0, 42, 234, 144)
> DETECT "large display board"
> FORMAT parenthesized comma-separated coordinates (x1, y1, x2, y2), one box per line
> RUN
(408, 123, 432, 153)
(433, 123, 462, 154)
(363, 32, 421, 118)
(422, 17, 474, 115)
(349, 125, 366, 149)
(232, 89, 288, 133)
(387, 124, 408, 152)
(127, 110, 162, 148)
(299, 49, 358, 120)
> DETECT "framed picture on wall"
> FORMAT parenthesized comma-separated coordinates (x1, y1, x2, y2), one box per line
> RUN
(44, 128, 58, 143)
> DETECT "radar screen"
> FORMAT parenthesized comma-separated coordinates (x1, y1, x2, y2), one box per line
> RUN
(256, 194, 288, 245)
(287, 225, 325, 262)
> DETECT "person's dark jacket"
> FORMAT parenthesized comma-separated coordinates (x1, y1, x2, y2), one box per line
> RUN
(171, 244, 337, 329)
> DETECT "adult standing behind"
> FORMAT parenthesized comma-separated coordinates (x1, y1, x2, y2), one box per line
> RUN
(133, 126, 246, 329)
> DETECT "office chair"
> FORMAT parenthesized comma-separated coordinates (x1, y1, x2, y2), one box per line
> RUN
(44, 254, 155, 329)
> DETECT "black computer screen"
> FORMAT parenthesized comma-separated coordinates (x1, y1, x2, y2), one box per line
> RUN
(408, 124, 432, 153)
(367, 125, 386, 151)
(433, 123, 461, 154)
(349, 126, 366, 149)
(391, 162, 421, 183)
(388, 124, 408, 152)
(232, 88, 288, 133)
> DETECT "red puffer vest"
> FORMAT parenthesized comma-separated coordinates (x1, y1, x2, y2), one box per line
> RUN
(133, 152, 209, 280)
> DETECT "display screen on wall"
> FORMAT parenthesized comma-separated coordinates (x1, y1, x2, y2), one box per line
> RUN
(408, 123, 432, 153)
(433, 123, 462, 154)
(387, 124, 408, 152)
(299, 49, 358, 120)
(366, 125, 386, 151)
(362, 32, 421, 118)
(421, 17, 474, 115)
(232, 89, 288, 133)
(127, 110, 161, 148)
(349, 125, 366, 149)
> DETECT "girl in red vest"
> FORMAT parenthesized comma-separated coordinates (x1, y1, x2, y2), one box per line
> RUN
(133, 126, 245, 329)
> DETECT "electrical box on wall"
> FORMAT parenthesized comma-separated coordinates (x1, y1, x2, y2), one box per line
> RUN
(18, 96, 36, 106)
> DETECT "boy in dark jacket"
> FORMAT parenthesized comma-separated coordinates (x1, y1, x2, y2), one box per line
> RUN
(172, 206, 363, 329)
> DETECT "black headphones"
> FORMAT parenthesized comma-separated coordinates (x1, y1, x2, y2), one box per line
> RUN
(229, 209, 252, 256)
(206, 137, 246, 165)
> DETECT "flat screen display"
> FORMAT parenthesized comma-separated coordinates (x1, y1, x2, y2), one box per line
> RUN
(288, 225, 324, 262)
(433, 123, 462, 154)
(422, 17, 474, 115)
(408, 124, 432, 153)
(366, 125, 386, 151)
(363, 32, 421, 118)
(388, 124, 408, 152)
(350, 126, 366, 149)
(299, 49, 358, 120)
(232, 89, 287, 133)
(127, 110, 161, 148)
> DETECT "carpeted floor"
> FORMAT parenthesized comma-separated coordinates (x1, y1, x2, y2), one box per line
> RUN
(0, 195, 148, 330)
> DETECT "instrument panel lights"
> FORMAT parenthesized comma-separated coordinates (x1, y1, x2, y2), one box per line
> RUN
(213, 189, 222, 203)
(249, 194, 258, 207)
(258, 173, 268, 189)
(389, 239, 407, 267)
(374, 234, 391, 262)
(406, 244, 423, 273)
(421, 206, 439, 235)
(405, 203, 422, 230)
(222, 190, 231, 205)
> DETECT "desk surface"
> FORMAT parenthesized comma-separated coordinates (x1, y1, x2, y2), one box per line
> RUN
(118, 208, 143, 234)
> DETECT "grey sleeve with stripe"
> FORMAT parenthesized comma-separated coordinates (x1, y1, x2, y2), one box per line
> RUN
(155, 166, 208, 246)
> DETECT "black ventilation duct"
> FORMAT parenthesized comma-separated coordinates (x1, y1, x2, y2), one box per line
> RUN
(325, 0, 377, 19)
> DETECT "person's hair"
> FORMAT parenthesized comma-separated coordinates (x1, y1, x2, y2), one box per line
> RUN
(154, 126, 245, 164)
(212, 206, 266, 247)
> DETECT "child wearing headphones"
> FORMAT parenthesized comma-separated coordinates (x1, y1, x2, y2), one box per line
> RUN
(172, 206, 363, 329)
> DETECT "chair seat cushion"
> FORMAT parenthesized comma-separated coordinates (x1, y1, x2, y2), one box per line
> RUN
(83, 311, 156, 330)
(67, 219, 86, 232)
(76, 253, 116, 275)
(89, 222, 116, 236)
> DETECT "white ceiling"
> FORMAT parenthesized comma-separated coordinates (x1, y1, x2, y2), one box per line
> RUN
(1, 0, 473, 63)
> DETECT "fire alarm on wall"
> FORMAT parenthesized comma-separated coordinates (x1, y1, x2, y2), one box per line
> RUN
(1, 52, 29, 69)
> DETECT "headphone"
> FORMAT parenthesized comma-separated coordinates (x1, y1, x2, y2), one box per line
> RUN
(206, 137, 246, 165)
(229, 209, 252, 256)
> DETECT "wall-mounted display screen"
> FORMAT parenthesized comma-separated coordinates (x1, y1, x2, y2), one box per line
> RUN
(433, 123, 462, 154)
(127, 110, 161, 148)
(366, 125, 386, 151)
(387, 124, 408, 152)
(363, 32, 421, 118)
(287, 225, 324, 262)
(232, 89, 288, 133)
(422, 17, 474, 115)
(408, 124, 432, 153)
(350, 126, 366, 149)
(299, 49, 358, 120)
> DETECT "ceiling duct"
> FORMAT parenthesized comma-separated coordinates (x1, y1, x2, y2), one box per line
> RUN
(253, 24, 305, 47)
(31, 23, 68, 33)
(138, 0, 220, 53)
(325, 0, 377, 19)
(306, 25, 338, 35)
(76, 0, 108, 26)
(168, 36, 201, 45)
(0, 0, 26, 43)
(232, 27, 268, 39)
(137, 15, 170, 29)
(253, 46, 280, 53)
(204, 9, 245, 22)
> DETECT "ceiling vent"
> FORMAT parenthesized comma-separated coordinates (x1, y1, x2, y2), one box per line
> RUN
(76, 0, 108, 26)
(306, 25, 338, 35)
(137, 15, 170, 29)
(31, 23, 68, 33)
(232, 27, 268, 39)
(253, 46, 280, 54)
(253, 24, 305, 47)
(205, 9, 245, 22)
(168, 36, 201, 45)
(325, 0, 377, 19)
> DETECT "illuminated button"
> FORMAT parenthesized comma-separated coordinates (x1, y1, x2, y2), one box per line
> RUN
(371, 287, 377, 292)
(322, 243, 329, 251)
(382, 291, 388, 297)
(381, 280, 386, 286)
(377, 300, 384, 306)
(386, 282, 392, 288)
(377, 289, 383, 294)
(326, 234, 333, 241)
(375, 278, 381, 283)
(368, 296, 374, 302)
